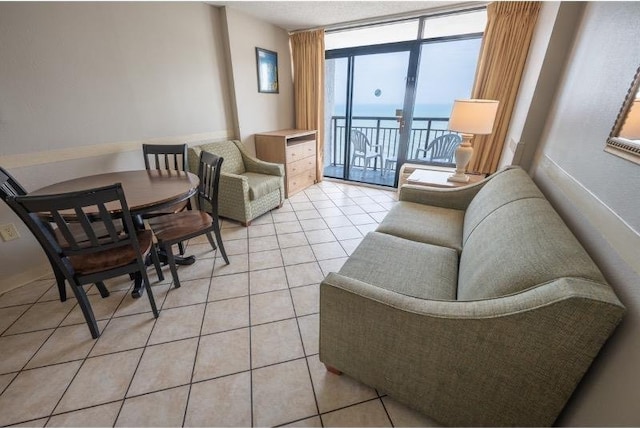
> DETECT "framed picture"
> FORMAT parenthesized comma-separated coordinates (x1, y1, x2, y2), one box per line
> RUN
(256, 47, 279, 93)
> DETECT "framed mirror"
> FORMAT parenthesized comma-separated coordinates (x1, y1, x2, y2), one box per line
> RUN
(606, 65, 640, 164)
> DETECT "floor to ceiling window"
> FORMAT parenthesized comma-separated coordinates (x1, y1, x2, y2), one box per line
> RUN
(323, 8, 486, 187)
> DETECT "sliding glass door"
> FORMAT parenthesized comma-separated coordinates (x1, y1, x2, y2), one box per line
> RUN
(403, 38, 483, 166)
(325, 46, 412, 186)
(323, 8, 486, 188)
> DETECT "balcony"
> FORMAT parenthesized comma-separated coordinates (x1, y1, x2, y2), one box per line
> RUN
(324, 115, 457, 186)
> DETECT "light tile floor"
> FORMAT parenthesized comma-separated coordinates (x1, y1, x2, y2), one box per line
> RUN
(0, 180, 438, 427)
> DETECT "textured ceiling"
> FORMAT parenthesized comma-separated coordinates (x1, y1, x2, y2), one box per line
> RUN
(207, 1, 467, 32)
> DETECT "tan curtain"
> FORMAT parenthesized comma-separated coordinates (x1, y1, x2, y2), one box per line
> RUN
(290, 29, 325, 181)
(468, 1, 541, 174)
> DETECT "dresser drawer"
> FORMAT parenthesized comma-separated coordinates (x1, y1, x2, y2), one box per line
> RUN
(286, 155, 316, 177)
(286, 140, 316, 163)
(287, 169, 316, 196)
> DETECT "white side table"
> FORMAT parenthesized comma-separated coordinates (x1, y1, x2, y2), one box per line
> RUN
(406, 168, 485, 188)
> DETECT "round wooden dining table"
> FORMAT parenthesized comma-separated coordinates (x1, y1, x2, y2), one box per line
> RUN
(31, 169, 200, 297)
(31, 170, 199, 216)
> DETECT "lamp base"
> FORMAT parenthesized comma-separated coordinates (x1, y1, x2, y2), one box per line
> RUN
(447, 172, 470, 183)
(447, 133, 474, 184)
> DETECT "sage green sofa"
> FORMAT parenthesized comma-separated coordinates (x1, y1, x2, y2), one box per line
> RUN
(319, 166, 625, 427)
(188, 140, 285, 226)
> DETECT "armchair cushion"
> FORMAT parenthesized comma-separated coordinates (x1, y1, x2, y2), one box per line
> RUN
(244, 172, 282, 201)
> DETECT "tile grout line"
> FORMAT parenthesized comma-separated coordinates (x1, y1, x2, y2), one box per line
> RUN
(284, 189, 325, 427)
(42, 279, 137, 427)
(181, 236, 217, 427)
(379, 395, 396, 427)
(245, 221, 254, 428)
(112, 268, 173, 427)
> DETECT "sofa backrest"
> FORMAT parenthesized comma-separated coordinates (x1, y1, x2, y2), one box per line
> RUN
(462, 168, 545, 245)
(458, 169, 606, 301)
(190, 141, 246, 175)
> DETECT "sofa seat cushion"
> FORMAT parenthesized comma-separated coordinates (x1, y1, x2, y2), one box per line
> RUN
(376, 201, 464, 253)
(338, 232, 458, 300)
(243, 172, 281, 200)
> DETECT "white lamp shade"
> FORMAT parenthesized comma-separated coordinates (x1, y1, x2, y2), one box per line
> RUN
(619, 100, 640, 140)
(448, 99, 500, 135)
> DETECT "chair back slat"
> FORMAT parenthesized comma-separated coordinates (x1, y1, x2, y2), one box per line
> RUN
(8, 183, 140, 263)
(98, 203, 120, 241)
(52, 209, 80, 250)
(75, 206, 102, 247)
(142, 144, 188, 172)
(197, 151, 223, 213)
(427, 134, 462, 163)
(350, 130, 369, 153)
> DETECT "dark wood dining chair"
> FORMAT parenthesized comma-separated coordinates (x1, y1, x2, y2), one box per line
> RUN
(142, 143, 188, 172)
(7, 183, 160, 338)
(1, 166, 69, 301)
(148, 151, 229, 288)
(142, 143, 190, 255)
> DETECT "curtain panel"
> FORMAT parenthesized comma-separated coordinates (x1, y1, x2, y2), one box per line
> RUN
(290, 29, 325, 181)
(468, 1, 541, 174)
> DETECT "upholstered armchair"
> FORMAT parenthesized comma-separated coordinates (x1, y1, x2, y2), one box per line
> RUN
(188, 140, 285, 226)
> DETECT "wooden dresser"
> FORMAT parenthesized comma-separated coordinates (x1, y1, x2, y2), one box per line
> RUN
(254, 129, 317, 197)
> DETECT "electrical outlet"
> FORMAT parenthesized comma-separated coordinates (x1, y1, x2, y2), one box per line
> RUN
(0, 223, 20, 242)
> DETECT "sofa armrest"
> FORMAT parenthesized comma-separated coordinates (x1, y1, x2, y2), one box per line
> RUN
(399, 183, 485, 210)
(320, 272, 624, 426)
(398, 166, 520, 210)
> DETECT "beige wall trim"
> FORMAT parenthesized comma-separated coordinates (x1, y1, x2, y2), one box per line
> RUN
(0, 130, 234, 169)
(2, 263, 52, 295)
(538, 155, 640, 276)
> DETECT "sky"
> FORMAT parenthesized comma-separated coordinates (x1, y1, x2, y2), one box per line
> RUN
(332, 37, 482, 111)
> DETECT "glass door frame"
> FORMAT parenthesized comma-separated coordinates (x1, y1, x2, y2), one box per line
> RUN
(326, 40, 416, 186)
(326, 33, 484, 188)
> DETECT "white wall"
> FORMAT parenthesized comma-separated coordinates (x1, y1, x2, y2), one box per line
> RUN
(222, 7, 295, 155)
(0, 2, 234, 293)
(529, 2, 640, 425)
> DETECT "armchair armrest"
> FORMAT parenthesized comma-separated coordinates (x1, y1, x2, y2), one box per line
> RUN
(320, 273, 625, 426)
(244, 156, 284, 177)
(220, 172, 249, 194)
(230, 140, 284, 176)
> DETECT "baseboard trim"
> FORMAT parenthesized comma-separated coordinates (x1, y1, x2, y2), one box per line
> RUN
(536, 155, 640, 277)
(0, 130, 234, 169)
(0, 263, 52, 295)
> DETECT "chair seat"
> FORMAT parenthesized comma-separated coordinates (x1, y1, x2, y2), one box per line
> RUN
(244, 172, 282, 201)
(67, 230, 154, 275)
(364, 150, 382, 157)
(149, 210, 213, 243)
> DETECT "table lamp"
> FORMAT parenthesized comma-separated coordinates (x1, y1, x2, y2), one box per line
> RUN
(619, 99, 640, 140)
(447, 99, 499, 183)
